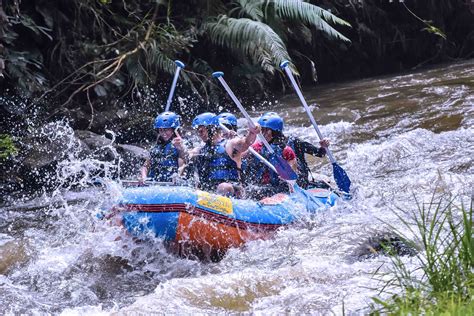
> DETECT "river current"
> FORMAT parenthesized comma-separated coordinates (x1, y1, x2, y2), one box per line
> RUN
(1, 60, 473, 314)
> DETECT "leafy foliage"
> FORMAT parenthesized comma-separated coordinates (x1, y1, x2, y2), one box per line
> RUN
(272, 0, 351, 42)
(372, 194, 474, 314)
(0, 0, 471, 120)
(205, 16, 291, 74)
(0, 134, 18, 160)
(0, 0, 350, 105)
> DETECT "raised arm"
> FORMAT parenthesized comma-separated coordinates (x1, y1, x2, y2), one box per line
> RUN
(230, 124, 261, 155)
(293, 137, 328, 157)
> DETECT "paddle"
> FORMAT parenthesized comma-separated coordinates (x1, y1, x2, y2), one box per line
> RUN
(212, 71, 298, 181)
(174, 126, 182, 139)
(164, 60, 185, 112)
(121, 180, 174, 187)
(219, 122, 279, 175)
(280, 60, 351, 193)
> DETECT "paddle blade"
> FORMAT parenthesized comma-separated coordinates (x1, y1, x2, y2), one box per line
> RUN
(269, 155, 298, 181)
(332, 162, 351, 193)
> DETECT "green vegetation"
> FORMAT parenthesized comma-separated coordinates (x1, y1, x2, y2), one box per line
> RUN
(372, 194, 474, 314)
(0, 0, 350, 104)
(1, 1, 472, 104)
(0, 134, 18, 160)
(0, 1, 472, 133)
(402, 2, 447, 40)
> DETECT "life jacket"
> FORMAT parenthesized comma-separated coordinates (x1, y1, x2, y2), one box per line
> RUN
(254, 143, 285, 186)
(149, 140, 179, 182)
(286, 137, 296, 152)
(240, 157, 248, 183)
(198, 139, 240, 189)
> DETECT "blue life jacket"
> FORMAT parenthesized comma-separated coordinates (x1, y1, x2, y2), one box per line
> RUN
(240, 157, 248, 183)
(254, 143, 285, 186)
(199, 139, 240, 188)
(149, 140, 179, 182)
(287, 137, 295, 151)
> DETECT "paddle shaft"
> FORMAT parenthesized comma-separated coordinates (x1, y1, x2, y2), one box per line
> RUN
(165, 61, 184, 112)
(122, 180, 173, 187)
(215, 76, 275, 154)
(281, 66, 336, 164)
(219, 122, 278, 174)
(248, 147, 278, 174)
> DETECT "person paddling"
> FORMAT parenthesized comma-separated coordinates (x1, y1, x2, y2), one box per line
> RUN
(140, 111, 187, 183)
(250, 112, 330, 189)
(275, 111, 330, 188)
(184, 112, 260, 197)
(245, 112, 298, 199)
(287, 134, 330, 188)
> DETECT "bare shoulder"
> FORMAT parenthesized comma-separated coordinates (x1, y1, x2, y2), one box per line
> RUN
(228, 136, 245, 148)
(224, 137, 244, 157)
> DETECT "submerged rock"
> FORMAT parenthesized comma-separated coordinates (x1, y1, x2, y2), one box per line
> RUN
(352, 232, 418, 260)
(0, 234, 28, 275)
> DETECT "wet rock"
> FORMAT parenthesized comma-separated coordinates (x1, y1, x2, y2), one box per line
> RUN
(64, 108, 90, 131)
(352, 232, 418, 260)
(75, 130, 113, 149)
(1, 124, 151, 196)
(22, 123, 75, 169)
(0, 235, 28, 275)
(74, 130, 116, 161)
(88, 110, 124, 133)
(0, 157, 23, 201)
(72, 130, 150, 180)
(4, 122, 79, 193)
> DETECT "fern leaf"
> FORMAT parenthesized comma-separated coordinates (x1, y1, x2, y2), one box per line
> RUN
(230, 0, 265, 21)
(145, 40, 176, 75)
(271, 0, 351, 42)
(205, 16, 291, 73)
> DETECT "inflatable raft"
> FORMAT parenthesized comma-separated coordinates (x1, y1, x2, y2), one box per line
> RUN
(110, 185, 338, 260)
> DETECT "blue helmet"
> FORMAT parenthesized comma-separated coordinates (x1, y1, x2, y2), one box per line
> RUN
(192, 112, 218, 128)
(258, 112, 284, 132)
(217, 112, 238, 127)
(154, 111, 181, 129)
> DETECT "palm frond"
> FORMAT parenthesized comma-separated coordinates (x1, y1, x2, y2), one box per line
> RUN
(204, 16, 291, 73)
(230, 0, 265, 21)
(145, 39, 177, 75)
(271, 0, 351, 42)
